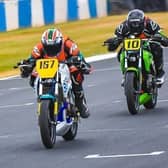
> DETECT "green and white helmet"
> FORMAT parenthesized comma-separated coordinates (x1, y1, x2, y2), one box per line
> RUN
(41, 28, 63, 56)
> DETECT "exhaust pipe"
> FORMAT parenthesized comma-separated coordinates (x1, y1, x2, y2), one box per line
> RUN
(56, 121, 72, 136)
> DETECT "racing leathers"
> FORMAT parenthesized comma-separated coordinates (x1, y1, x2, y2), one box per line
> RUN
(22, 36, 91, 118)
(105, 17, 168, 85)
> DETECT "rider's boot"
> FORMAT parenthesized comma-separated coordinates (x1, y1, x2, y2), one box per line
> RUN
(74, 91, 90, 118)
(156, 61, 165, 86)
(151, 43, 165, 86)
(156, 68, 165, 85)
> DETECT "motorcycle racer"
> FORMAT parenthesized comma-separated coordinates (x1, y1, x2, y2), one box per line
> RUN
(104, 9, 168, 86)
(20, 28, 92, 119)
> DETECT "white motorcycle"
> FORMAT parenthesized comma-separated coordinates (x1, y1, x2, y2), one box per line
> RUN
(36, 58, 80, 149)
(15, 58, 80, 149)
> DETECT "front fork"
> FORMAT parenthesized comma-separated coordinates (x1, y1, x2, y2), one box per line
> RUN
(123, 49, 142, 92)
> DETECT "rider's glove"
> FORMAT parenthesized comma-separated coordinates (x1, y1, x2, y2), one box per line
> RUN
(68, 56, 92, 74)
(68, 56, 82, 68)
(19, 60, 33, 78)
(80, 61, 92, 74)
(20, 68, 30, 78)
(104, 37, 122, 51)
(161, 37, 168, 47)
(152, 34, 168, 47)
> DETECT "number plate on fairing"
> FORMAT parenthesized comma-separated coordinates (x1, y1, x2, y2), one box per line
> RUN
(36, 59, 58, 78)
(124, 38, 141, 51)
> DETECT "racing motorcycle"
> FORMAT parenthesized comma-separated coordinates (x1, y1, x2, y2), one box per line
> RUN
(105, 35, 160, 115)
(14, 57, 83, 149)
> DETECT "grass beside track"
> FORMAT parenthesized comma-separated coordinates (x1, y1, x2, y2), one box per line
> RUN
(0, 12, 168, 77)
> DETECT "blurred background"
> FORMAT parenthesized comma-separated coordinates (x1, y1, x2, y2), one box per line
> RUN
(0, 0, 168, 74)
(107, 0, 168, 14)
(0, 0, 168, 32)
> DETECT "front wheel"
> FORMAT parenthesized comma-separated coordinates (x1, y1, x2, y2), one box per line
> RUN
(125, 72, 140, 115)
(39, 99, 56, 149)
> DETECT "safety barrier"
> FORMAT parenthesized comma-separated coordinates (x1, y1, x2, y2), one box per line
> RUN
(0, 0, 107, 32)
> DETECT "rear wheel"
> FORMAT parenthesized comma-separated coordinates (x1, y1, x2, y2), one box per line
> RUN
(62, 91, 78, 141)
(144, 83, 158, 109)
(62, 119, 78, 141)
(39, 99, 56, 149)
(125, 72, 140, 115)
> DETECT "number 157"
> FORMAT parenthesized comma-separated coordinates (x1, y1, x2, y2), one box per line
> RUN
(39, 60, 55, 69)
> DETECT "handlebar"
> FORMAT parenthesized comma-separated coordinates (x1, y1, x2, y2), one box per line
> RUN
(13, 60, 33, 69)
(103, 36, 162, 46)
(14, 57, 92, 75)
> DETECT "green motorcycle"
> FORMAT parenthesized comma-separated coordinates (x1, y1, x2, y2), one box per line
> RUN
(119, 36, 159, 115)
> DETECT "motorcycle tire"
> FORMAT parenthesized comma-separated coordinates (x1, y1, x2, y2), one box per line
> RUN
(144, 85, 158, 109)
(39, 99, 56, 149)
(125, 72, 140, 115)
(62, 120, 78, 141)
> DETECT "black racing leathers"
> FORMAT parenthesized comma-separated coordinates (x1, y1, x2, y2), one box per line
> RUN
(105, 17, 168, 76)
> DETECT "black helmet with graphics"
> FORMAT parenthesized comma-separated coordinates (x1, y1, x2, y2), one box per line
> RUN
(127, 9, 145, 35)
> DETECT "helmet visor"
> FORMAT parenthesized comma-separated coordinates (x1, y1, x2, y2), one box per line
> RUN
(43, 43, 62, 57)
(128, 19, 144, 35)
(130, 21, 140, 28)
